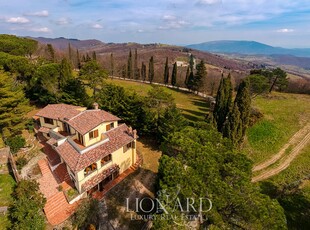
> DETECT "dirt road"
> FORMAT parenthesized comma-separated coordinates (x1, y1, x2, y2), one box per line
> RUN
(252, 123, 310, 182)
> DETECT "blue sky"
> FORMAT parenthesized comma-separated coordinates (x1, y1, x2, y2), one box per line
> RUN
(1, 0, 310, 48)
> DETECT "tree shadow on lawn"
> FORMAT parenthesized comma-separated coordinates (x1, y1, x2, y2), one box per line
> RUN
(190, 98, 209, 111)
(182, 108, 207, 119)
(138, 136, 160, 152)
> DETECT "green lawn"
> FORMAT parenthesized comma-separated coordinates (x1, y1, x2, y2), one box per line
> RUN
(91, 78, 209, 121)
(0, 214, 11, 230)
(0, 174, 15, 206)
(0, 174, 15, 230)
(245, 93, 310, 164)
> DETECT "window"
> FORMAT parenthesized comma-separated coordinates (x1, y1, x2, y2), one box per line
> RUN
(78, 133, 84, 145)
(123, 142, 132, 153)
(89, 129, 99, 139)
(101, 154, 112, 166)
(44, 117, 53, 125)
(84, 163, 97, 176)
(106, 122, 114, 131)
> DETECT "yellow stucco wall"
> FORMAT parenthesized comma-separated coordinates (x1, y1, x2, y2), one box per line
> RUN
(39, 117, 56, 128)
(83, 121, 118, 147)
(75, 140, 136, 192)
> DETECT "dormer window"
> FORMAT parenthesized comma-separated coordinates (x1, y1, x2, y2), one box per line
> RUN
(89, 129, 99, 139)
(44, 118, 53, 125)
(106, 122, 114, 131)
(84, 163, 97, 176)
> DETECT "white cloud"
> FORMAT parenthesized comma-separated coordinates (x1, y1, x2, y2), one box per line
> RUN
(197, 0, 222, 5)
(162, 15, 176, 21)
(30, 27, 51, 33)
(6, 17, 29, 24)
(276, 28, 294, 33)
(25, 10, 49, 17)
(159, 20, 190, 30)
(55, 17, 71, 25)
(92, 23, 103, 29)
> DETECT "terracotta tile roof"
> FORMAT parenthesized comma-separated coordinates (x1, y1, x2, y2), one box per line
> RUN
(35, 104, 85, 120)
(38, 126, 50, 133)
(46, 138, 57, 146)
(81, 164, 119, 192)
(55, 124, 135, 173)
(67, 110, 120, 135)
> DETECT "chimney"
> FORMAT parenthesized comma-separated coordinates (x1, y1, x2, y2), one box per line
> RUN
(93, 102, 99, 110)
(133, 129, 137, 139)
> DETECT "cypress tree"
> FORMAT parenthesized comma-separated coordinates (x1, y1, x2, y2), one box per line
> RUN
(213, 74, 232, 132)
(46, 44, 55, 62)
(127, 49, 133, 79)
(92, 51, 97, 60)
(110, 53, 114, 77)
(134, 49, 139, 79)
(164, 57, 169, 85)
(76, 49, 81, 69)
(68, 43, 73, 64)
(59, 58, 72, 88)
(234, 79, 251, 142)
(86, 53, 91, 62)
(185, 66, 190, 87)
(141, 62, 146, 81)
(223, 103, 243, 147)
(194, 60, 206, 91)
(189, 54, 194, 72)
(148, 56, 154, 83)
(122, 64, 126, 79)
(187, 71, 195, 91)
(171, 62, 177, 86)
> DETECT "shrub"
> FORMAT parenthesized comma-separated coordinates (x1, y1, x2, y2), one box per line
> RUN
(249, 107, 263, 126)
(5, 135, 26, 153)
(16, 157, 27, 170)
(0, 134, 5, 148)
(25, 119, 34, 132)
(9, 180, 46, 230)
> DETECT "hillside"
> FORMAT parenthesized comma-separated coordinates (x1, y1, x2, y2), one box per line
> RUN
(30, 37, 252, 71)
(28, 36, 104, 50)
(187, 40, 310, 57)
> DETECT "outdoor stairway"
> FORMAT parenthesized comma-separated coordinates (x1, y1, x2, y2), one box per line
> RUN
(44, 144, 61, 167)
(44, 191, 78, 226)
(54, 163, 71, 183)
(38, 158, 51, 175)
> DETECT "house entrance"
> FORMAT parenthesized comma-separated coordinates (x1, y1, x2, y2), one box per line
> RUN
(99, 175, 112, 191)
(99, 170, 119, 191)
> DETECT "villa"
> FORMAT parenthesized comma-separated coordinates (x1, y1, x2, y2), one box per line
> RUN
(35, 103, 139, 195)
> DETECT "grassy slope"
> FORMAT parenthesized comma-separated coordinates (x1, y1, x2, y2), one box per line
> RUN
(0, 174, 16, 229)
(103, 78, 209, 121)
(0, 174, 15, 206)
(245, 92, 310, 164)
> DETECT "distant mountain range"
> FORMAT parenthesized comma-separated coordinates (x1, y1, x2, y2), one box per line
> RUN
(28, 37, 104, 50)
(187, 40, 310, 58)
